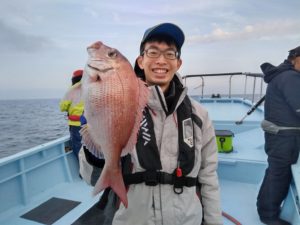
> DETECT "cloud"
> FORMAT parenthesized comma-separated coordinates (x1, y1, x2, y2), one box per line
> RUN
(82, 0, 227, 24)
(0, 19, 55, 53)
(187, 19, 300, 44)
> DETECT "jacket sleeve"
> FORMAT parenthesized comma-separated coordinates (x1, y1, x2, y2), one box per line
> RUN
(281, 71, 300, 118)
(60, 83, 82, 112)
(59, 100, 71, 112)
(193, 101, 223, 225)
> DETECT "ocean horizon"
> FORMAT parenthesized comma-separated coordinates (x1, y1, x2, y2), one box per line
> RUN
(0, 98, 69, 159)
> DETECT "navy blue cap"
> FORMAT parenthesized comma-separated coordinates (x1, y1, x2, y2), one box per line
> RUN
(140, 23, 185, 52)
(288, 46, 300, 59)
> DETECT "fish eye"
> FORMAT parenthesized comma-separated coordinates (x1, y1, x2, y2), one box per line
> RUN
(108, 50, 118, 58)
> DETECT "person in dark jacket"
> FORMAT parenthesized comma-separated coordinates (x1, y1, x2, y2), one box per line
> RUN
(257, 46, 300, 225)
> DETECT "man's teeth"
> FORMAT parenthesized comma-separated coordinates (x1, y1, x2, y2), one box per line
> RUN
(153, 69, 167, 73)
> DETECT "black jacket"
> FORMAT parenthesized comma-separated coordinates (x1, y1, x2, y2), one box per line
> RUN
(262, 60, 300, 127)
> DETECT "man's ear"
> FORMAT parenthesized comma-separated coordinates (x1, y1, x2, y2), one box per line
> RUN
(137, 56, 144, 69)
(177, 58, 182, 70)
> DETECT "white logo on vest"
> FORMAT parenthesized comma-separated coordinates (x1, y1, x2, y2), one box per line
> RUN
(140, 115, 151, 146)
(182, 118, 194, 148)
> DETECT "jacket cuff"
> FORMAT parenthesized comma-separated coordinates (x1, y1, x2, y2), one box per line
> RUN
(83, 146, 105, 168)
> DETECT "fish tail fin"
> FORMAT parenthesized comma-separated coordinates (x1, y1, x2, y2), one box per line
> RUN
(122, 79, 149, 155)
(93, 166, 128, 208)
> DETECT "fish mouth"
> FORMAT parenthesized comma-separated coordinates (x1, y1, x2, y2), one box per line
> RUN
(87, 63, 113, 73)
(87, 63, 114, 82)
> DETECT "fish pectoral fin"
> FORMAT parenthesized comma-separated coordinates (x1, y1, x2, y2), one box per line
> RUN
(80, 124, 104, 158)
(93, 166, 128, 208)
(62, 82, 82, 105)
(122, 79, 149, 156)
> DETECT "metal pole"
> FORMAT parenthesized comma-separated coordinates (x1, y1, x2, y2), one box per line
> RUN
(244, 76, 248, 100)
(252, 77, 256, 103)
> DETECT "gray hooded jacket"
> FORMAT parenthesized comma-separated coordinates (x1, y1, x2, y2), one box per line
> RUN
(80, 74, 222, 225)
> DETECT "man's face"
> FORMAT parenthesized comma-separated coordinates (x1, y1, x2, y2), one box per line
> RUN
(292, 56, 300, 72)
(137, 41, 182, 93)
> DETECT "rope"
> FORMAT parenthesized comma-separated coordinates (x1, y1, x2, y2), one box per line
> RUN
(222, 211, 242, 225)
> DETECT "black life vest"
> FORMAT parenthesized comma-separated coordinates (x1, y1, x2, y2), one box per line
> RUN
(123, 95, 203, 194)
(94, 94, 203, 211)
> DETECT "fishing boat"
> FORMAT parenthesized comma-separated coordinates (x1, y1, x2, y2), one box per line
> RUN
(0, 72, 299, 225)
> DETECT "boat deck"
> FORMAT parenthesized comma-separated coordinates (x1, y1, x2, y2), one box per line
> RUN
(197, 97, 266, 162)
(0, 178, 265, 225)
(221, 179, 262, 224)
(0, 98, 299, 225)
(0, 178, 97, 225)
(197, 97, 263, 122)
(197, 98, 297, 224)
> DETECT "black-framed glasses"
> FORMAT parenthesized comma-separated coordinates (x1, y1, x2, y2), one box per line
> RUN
(142, 48, 179, 60)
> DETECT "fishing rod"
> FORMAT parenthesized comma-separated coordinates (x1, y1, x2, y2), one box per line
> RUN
(235, 95, 265, 125)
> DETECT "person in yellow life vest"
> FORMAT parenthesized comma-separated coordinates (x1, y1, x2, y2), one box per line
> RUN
(60, 69, 84, 160)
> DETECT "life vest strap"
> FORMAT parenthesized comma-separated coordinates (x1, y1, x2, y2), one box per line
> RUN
(123, 171, 197, 187)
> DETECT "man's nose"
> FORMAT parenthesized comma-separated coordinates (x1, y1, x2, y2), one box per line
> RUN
(155, 53, 167, 63)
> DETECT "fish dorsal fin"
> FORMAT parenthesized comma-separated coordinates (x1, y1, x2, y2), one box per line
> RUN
(80, 124, 104, 159)
(121, 79, 149, 156)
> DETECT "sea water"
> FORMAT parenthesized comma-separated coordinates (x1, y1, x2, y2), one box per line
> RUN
(0, 95, 263, 159)
(0, 99, 69, 159)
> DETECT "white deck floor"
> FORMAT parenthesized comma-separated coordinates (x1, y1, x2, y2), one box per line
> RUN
(1, 177, 265, 225)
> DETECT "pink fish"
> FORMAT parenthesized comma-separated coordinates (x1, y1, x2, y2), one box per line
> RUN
(80, 41, 149, 208)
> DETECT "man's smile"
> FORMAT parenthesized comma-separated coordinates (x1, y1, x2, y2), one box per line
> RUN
(152, 68, 168, 74)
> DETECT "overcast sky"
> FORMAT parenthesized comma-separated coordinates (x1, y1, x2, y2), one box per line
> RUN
(1, 0, 299, 99)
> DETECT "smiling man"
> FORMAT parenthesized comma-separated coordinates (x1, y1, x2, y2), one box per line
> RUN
(79, 22, 223, 225)
(112, 23, 223, 225)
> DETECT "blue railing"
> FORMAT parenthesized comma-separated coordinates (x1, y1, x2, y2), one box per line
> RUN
(182, 72, 265, 102)
(0, 136, 72, 215)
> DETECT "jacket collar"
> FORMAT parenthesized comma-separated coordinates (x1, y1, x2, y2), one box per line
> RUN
(147, 73, 187, 115)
